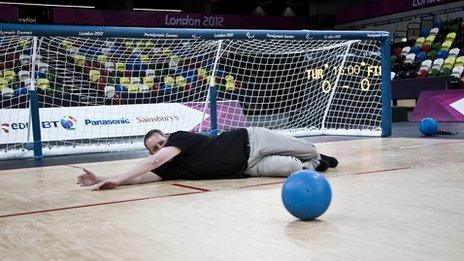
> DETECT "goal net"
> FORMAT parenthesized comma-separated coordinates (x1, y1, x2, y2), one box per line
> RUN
(0, 24, 391, 159)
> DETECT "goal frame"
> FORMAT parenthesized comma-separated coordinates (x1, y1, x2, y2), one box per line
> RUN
(0, 23, 391, 160)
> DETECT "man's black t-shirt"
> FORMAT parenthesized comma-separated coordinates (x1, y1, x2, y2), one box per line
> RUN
(152, 129, 250, 180)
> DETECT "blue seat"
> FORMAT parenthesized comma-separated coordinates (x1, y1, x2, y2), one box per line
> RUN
(127, 54, 139, 63)
(416, 51, 427, 63)
(410, 45, 421, 54)
(185, 69, 196, 78)
(433, 19, 444, 29)
(161, 83, 172, 93)
(126, 62, 148, 71)
(109, 48, 122, 56)
(79, 47, 101, 56)
(186, 75, 197, 84)
(436, 50, 448, 59)
(14, 87, 28, 96)
(34, 72, 46, 79)
(115, 84, 127, 92)
(216, 69, 226, 77)
(420, 28, 430, 37)
(23, 48, 32, 55)
(175, 68, 185, 76)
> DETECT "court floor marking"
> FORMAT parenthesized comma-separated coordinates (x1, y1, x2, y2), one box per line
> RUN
(171, 183, 211, 192)
(333, 166, 414, 177)
(234, 166, 415, 189)
(237, 181, 285, 189)
(0, 190, 206, 219)
(67, 165, 89, 169)
(0, 165, 423, 220)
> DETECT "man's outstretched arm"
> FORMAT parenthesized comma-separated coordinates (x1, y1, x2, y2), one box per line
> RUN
(77, 169, 162, 187)
(78, 146, 181, 190)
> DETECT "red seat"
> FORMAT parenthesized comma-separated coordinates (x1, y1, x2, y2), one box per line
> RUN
(416, 69, 429, 78)
(83, 60, 92, 74)
(3, 61, 13, 70)
(421, 44, 430, 53)
(392, 47, 402, 57)
(99, 76, 108, 84)
(5, 53, 15, 61)
(152, 83, 160, 90)
(235, 81, 244, 89)
(187, 58, 198, 69)
(98, 82, 106, 90)
(91, 61, 102, 68)
(100, 69, 109, 76)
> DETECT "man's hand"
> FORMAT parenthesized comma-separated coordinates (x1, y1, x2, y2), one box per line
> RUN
(92, 178, 121, 190)
(77, 168, 101, 187)
(78, 146, 179, 191)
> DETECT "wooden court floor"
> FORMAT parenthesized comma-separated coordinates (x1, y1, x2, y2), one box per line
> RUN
(1, 137, 463, 260)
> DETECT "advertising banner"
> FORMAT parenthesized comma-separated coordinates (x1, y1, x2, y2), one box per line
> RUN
(0, 101, 247, 144)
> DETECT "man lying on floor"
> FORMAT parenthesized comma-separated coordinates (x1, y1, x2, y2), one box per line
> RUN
(77, 127, 338, 190)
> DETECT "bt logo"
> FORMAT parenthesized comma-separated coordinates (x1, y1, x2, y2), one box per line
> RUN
(60, 116, 77, 130)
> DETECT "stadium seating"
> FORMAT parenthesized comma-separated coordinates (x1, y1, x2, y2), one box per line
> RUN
(89, 70, 100, 82)
(0, 77, 9, 89)
(391, 17, 464, 82)
(105, 62, 115, 72)
(417, 59, 432, 78)
(37, 78, 50, 91)
(18, 70, 30, 81)
(138, 84, 150, 92)
(451, 66, 463, 78)
(104, 85, 115, 98)
(1, 17, 460, 104)
(455, 56, 464, 67)
(225, 75, 236, 91)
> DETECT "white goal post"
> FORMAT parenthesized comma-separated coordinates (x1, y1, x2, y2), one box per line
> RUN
(0, 23, 391, 160)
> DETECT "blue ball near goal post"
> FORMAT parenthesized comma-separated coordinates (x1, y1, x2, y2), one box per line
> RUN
(419, 117, 438, 136)
(281, 170, 332, 220)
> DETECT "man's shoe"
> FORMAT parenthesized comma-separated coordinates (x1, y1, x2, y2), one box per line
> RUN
(315, 159, 329, 172)
(320, 154, 338, 168)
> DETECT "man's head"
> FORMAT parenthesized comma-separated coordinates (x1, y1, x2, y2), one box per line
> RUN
(144, 129, 167, 155)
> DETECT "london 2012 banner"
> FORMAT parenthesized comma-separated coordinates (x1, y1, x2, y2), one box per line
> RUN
(52, 8, 307, 29)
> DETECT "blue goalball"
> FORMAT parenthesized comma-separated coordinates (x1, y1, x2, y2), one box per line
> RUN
(419, 117, 438, 136)
(281, 170, 332, 220)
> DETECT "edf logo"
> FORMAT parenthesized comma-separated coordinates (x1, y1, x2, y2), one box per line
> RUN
(1, 123, 9, 133)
